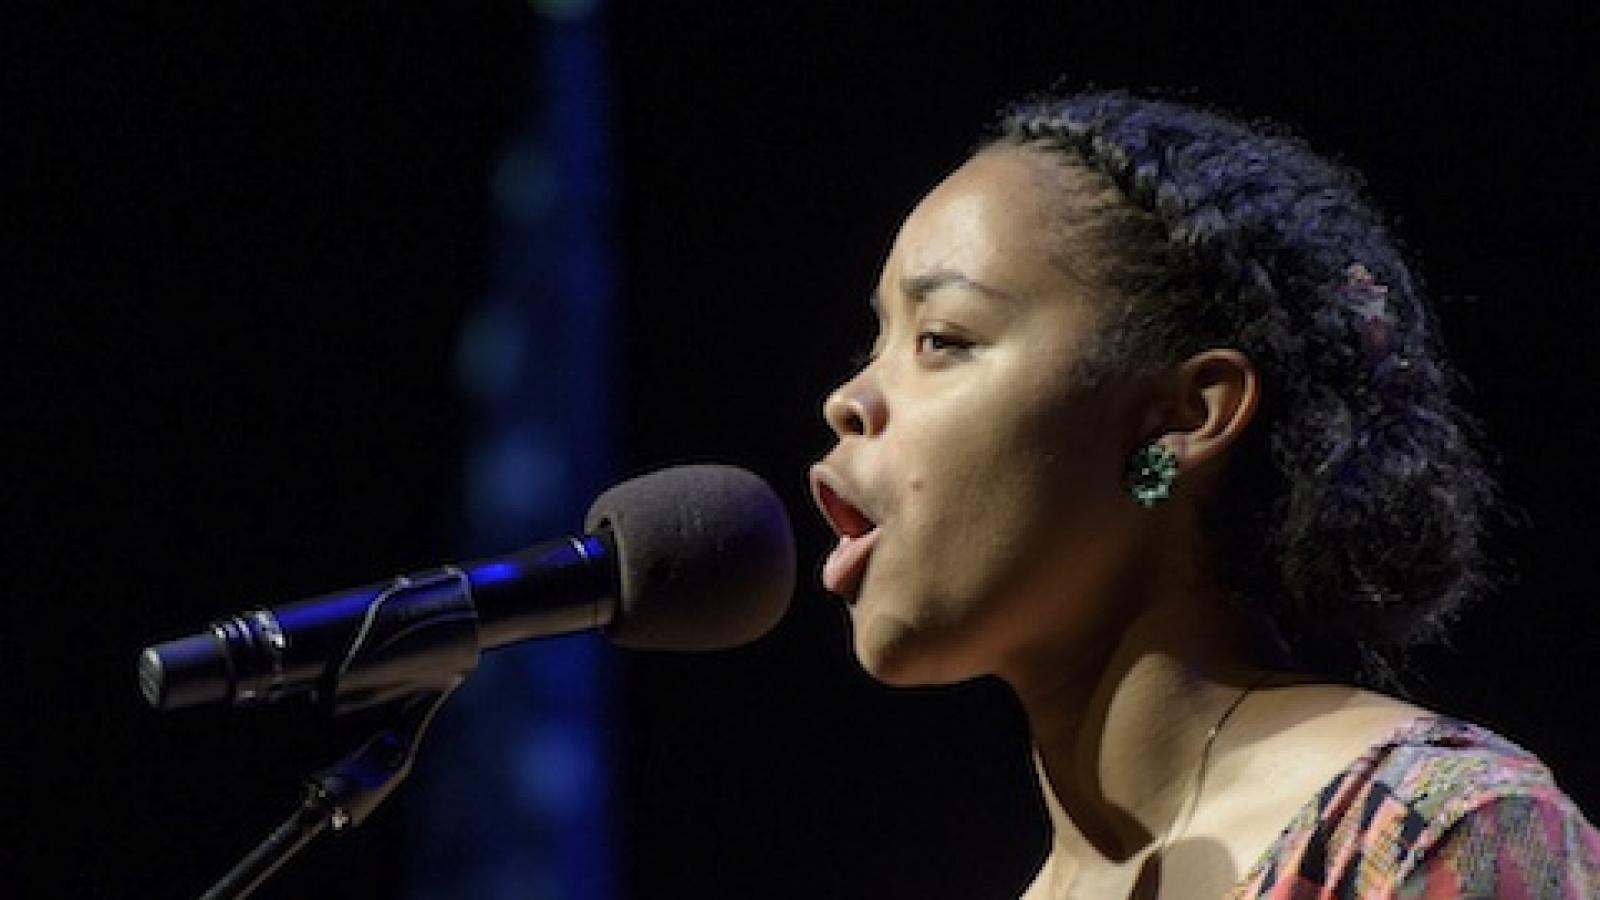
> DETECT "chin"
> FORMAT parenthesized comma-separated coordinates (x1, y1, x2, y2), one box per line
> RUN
(847, 604, 985, 688)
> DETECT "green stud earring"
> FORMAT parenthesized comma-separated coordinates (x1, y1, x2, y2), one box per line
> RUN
(1126, 442, 1179, 508)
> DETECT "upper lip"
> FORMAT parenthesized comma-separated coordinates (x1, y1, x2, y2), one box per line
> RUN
(809, 464, 879, 539)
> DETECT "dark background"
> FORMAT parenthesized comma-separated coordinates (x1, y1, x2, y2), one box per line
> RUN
(6, 3, 1597, 897)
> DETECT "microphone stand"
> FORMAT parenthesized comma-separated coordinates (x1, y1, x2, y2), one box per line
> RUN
(198, 568, 482, 900)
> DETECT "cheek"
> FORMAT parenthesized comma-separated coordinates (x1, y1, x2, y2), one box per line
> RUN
(903, 396, 1096, 551)
(876, 389, 1133, 651)
(865, 412, 1089, 620)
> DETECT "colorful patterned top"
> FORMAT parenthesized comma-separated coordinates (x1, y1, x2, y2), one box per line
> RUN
(1227, 716, 1600, 898)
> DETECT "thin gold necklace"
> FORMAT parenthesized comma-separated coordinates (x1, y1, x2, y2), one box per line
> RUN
(1155, 671, 1276, 856)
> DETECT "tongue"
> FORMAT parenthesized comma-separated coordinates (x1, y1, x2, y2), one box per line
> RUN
(822, 528, 880, 597)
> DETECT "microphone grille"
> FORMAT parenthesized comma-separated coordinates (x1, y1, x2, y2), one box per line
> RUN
(584, 464, 795, 651)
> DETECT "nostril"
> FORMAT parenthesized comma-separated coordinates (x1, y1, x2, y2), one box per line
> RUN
(825, 379, 884, 438)
(839, 406, 865, 436)
(824, 390, 863, 437)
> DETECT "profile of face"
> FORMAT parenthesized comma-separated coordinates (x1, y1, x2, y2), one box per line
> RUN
(810, 147, 1167, 687)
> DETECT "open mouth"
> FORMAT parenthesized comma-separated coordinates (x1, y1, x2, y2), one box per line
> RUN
(810, 468, 882, 600)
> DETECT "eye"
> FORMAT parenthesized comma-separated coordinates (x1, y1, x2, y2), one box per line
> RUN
(915, 330, 976, 358)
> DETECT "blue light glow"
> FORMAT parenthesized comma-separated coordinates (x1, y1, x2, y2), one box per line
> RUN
(467, 561, 522, 589)
(409, 3, 615, 898)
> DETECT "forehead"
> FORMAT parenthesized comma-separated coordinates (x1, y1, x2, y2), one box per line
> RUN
(884, 147, 1074, 295)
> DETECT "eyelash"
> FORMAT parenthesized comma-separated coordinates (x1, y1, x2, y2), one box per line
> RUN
(848, 329, 975, 370)
(916, 331, 974, 356)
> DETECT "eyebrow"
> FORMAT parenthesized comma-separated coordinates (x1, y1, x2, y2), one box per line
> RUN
(869, 269, 1019, 314)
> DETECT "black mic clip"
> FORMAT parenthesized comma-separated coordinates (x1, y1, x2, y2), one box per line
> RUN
(196, 568, 483, 899)
(324, 565, 481, 717)
(311, 564, 483, 830)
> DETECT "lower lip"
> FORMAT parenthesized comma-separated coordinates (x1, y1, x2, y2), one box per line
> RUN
(822, 527, 881, 600)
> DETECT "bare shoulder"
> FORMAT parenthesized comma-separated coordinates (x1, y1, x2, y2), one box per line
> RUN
(1227, 680, 1433, 807)
(1245, 681, 1432, 761)
(1186, 683, 1434, 883)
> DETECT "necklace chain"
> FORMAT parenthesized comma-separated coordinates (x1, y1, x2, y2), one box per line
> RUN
(1156, 671, 1276, 855)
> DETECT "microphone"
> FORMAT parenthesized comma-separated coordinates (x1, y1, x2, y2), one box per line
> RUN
(138, 464, 795, 712)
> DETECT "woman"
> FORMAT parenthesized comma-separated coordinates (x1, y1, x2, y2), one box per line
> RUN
(808, 90, 1600, 898)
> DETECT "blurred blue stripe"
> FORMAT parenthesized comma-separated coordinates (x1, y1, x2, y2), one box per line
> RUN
(409, 4, 615, 898)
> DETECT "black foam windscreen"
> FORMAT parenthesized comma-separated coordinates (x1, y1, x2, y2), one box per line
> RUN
(584, 464, 795, 651)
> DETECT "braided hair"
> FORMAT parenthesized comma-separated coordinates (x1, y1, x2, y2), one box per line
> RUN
(987, 90, 1494, 688)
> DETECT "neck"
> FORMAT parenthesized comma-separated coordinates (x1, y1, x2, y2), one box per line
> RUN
(1001, 586, 1278, 883)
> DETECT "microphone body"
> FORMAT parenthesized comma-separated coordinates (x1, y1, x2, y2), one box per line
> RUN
(138, 464, 795, 713)
(139, 535, 615, 711)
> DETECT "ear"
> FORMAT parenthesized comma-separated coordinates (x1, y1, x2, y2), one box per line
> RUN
(1143, 348, 1259, 473)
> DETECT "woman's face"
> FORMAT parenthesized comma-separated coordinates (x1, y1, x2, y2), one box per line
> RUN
(810, 147, 1154, 686)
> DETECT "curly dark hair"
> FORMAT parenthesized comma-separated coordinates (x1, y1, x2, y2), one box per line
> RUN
(986, 89, 1495, 689)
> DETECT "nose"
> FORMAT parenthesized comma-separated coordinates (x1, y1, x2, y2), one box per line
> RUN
(823, 371, 886, 438)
